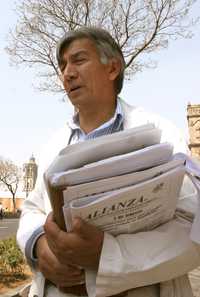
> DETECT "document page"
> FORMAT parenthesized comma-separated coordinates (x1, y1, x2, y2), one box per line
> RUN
(45, 124, 161, 176)
(63, 166, 185, 234)
(50, 142, 173, 186)
(63, 159, 185, 203)
(175, 153, 200, 244)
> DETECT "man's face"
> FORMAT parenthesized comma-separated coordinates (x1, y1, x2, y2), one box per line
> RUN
(60, 38, 117, 110)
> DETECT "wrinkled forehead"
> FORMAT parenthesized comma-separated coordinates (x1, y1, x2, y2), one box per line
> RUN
(57, 37, 99, 66)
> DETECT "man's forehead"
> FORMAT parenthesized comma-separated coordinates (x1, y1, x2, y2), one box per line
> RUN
(63, 38, 97, 57)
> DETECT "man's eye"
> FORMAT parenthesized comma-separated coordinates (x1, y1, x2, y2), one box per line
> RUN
(76, 58, 86, 64)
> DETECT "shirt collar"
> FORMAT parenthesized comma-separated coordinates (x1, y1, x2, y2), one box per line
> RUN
(67, 98, 124, 133)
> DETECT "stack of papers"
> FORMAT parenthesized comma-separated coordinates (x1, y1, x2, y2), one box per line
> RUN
(44, 123, 187, 235)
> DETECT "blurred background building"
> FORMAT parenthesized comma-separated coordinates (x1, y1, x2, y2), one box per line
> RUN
(23, 155, 38, 198)
(187, 103, 200, 159)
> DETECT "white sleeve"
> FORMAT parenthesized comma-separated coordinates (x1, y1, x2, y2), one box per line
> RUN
(17, 126, 70, 254)
(95, 220, 200, 297)
(16, 179, 50, 254)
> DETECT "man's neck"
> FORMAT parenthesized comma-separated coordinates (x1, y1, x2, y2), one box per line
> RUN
(78, 101, 117, 134)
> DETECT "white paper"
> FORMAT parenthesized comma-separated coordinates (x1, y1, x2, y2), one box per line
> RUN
(45, 124, 161, 176)
(63, 159, 185, 204)
(174, 152, 200, 244)
(50, 142, 173, 186)
(63, 167, 185, 234)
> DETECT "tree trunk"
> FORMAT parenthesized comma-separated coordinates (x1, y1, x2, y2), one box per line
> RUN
(12, 194, 16, 213)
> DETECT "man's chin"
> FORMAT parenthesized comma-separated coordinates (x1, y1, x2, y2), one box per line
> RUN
(68, 96, 86, 109)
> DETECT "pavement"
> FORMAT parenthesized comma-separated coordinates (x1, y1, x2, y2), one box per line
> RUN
(0, 219, 19, 240)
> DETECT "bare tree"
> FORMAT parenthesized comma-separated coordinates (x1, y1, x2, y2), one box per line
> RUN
(6, 0, 198, 93)
(0, 158, 22, 212)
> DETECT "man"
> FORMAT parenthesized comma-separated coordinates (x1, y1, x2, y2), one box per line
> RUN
(17, 27, 200, 297)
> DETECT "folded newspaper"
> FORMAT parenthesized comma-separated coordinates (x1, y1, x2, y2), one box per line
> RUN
(44, 123, 200, 241)
(63, 166, 185, 235)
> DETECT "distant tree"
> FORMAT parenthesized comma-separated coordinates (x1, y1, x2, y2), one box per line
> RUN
(0, 158, 22, 212)
(6, 0, 198, 93)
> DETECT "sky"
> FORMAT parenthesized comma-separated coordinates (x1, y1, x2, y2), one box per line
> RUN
(0, 1, 200, 166)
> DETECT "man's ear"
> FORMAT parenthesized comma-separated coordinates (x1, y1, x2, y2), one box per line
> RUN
(108, 58, 122, 81)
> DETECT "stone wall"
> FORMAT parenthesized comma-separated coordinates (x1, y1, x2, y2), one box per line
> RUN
(187, 104, 200, 159)
(0, 197, 24, 212)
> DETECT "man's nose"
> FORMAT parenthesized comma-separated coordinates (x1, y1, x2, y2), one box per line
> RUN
(63, 63, 78, 80)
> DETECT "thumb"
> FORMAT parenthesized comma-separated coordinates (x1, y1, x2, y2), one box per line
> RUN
(72, 217, 103, 239)
(44, 211, 64, 239)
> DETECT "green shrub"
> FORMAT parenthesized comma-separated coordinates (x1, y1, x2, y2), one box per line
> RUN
(0, 237, 25, 275)
(3, 211, 21, 219)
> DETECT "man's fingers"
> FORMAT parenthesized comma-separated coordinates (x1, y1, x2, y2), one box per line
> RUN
(72, 216, 103, 239)
(44, 212, 62, 238)
(44, 214, 103, 269)
(44, 212, 68, 251)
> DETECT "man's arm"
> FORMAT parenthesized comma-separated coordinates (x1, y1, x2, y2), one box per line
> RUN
(17, 126, 71, 263)
(17, 182, 84, 288)
(94, 217, 200, 297)
(17, 180, 47, 255)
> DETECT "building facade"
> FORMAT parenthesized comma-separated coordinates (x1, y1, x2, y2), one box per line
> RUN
(0, 156, 38, 212)
(187, 103, 200, 159)
(23, 155, 38, 197)
(0, 192, 25, 212)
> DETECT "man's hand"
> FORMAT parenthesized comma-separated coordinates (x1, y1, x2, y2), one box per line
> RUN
(35, 234, 85, 287)
(44, 213, 104, 270)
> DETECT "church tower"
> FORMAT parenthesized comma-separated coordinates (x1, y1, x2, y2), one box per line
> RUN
(23, 155, 38, 197)
(187, 103, 200, 159)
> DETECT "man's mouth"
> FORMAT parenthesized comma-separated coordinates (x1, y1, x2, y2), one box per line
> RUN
(69, 86, 81, 94)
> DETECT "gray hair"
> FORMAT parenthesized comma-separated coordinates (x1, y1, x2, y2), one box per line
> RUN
(56, 27, 125, 95)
